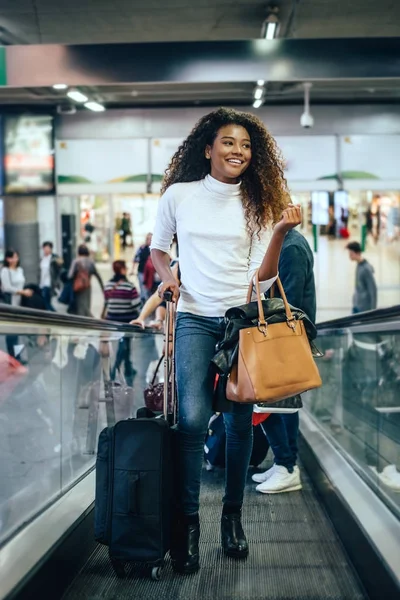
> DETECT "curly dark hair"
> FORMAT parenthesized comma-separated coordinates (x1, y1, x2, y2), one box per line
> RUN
(161, 107, 290, 233)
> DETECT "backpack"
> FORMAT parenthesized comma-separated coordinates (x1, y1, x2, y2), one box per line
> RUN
(204, 413, 269, 469)
(73, 265, 90, 293)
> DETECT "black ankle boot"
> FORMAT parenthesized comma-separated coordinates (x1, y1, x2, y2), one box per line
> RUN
(171, 518, 200, 575)
(221, 513, 249, 559)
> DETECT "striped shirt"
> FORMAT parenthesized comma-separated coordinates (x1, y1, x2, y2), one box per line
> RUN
(104, 278, 141, 323)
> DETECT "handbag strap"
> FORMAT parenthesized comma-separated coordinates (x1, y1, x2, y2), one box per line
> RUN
(246, 270, 295, 327)
(270, 282, 275, 298)
(151, 354, 164, 386)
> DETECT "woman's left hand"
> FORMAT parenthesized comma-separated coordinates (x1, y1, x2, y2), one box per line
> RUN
(275, 204, 302, 234)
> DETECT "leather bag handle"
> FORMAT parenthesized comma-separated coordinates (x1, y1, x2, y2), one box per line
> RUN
(151, 354, 164, 386)
(246, 270, 295, 325)
(270, 282, 275, 298)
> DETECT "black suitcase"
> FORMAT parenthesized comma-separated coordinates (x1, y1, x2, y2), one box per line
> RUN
(94, 293, 176, 580)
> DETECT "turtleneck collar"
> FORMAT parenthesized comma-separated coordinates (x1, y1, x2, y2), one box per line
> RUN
(203, 174, 242, 197)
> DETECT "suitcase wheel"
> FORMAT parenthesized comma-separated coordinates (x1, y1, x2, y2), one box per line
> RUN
(151, 566, 162, 581)
(110, 557, 127, 579)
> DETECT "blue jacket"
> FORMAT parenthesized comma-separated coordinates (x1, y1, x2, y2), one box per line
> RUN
(275, 230, 316, 324)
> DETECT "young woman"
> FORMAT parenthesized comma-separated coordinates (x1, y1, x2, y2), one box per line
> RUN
(1, 249, 33, 359)
(151, 108, 301, 575)
(1, 250, 32, 307)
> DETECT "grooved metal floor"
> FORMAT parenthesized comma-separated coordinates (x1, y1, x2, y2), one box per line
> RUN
(63, 462, 367, 600)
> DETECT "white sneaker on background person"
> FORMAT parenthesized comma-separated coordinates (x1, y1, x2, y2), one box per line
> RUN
(256, 465, 302, 494)
(252, 463, 277, 484)
(370, 465, 400, 491)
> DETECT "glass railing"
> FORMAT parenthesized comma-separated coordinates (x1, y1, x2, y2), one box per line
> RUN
(304, 306, 400, 520)
(3, 302, 399, 547)
(0, 307, 163, 547)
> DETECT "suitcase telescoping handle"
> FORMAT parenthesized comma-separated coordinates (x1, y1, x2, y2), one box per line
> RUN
(163, 291, 177, 423)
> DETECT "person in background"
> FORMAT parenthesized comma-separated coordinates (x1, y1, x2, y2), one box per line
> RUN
(346, 241, 377, 313)
(365, 207, 373, 239)
(133, 233, 152, 304)
(68, 244, 104, 317)
(131, 260, 180, 330)
(104, 260, 141, 324)
(252, 229, 316, 494)
(120, 213, 132, 251)
(104, 260, 141, 387)
(143, 253, 161, 298)
(1, 250, 33, 359)
(40, 241, 63, 312)
(1, 250, 32, 307)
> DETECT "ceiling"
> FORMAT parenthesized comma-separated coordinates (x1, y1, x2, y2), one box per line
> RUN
(2, 0, 400, 44)
(0, 79, 399, 110)
(0, 0, 400, 109)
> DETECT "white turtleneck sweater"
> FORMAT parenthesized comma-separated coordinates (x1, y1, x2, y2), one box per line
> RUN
(151, 174, 276, 317)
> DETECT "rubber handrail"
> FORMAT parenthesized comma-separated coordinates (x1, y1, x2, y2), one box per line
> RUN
(317, 304, 400, 331)
(0, 304, 157, 334)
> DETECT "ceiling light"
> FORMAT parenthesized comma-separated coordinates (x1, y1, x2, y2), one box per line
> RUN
(67, 89, 88, 103)
(257, 79, 265, 86)
(261, 6, 279, 39)
(254, 87, 264, 100)
(53, 83, 68, 90)
(264, 21, 277, 39)
(84, 101, 106, 112)
(300, 82, 314, 129)
(253, 99, 263, 109)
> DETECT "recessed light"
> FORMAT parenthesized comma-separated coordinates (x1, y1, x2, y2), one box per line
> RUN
(53, 83, 68, 90)
(84, 101, 106, 112)
(67, 89, 89, 103)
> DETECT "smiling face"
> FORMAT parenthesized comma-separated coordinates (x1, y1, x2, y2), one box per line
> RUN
(205, 124, 252, 184)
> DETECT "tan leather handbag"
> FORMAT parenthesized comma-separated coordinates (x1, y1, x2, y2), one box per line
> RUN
(226, 271, 322, 404)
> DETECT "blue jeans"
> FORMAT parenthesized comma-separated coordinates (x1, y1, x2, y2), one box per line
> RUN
(260, 412, 299, 472)
(111, 337, 136, 387)
(175, 312, 253, 515)
(41, 286, 55, 311)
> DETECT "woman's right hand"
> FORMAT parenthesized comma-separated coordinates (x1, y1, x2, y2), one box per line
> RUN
(158, 279, 180, 303)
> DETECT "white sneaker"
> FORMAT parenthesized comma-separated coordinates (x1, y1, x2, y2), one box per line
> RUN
(252, 464, 276, 484)
(256, 465, 302, 494)
(379, 465, 400, 491)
